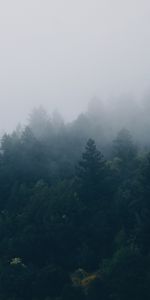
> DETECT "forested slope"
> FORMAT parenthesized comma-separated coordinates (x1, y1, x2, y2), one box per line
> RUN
(0, 108, 150, 299)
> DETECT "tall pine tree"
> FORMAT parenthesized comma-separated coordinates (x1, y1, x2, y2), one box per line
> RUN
(76, 139, 106, 205)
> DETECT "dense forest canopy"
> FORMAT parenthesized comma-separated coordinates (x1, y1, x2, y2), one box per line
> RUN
(0, 102, 150, 299)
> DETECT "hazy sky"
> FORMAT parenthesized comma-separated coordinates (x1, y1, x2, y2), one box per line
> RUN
(0, 0, 150, 131)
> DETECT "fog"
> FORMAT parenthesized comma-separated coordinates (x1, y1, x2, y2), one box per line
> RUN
(0, 0, 150, 132)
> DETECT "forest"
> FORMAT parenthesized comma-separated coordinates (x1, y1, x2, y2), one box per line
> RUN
(0, 102, 150, 300)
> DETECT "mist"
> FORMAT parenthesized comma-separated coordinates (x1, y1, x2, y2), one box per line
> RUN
(0, 0, 150, 132)
(2, 2, 150, 298)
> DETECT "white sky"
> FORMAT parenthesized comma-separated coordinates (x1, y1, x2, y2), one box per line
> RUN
(0, 0, 150, 131)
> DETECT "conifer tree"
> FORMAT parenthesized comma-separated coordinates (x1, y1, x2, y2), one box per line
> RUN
(76, 139, 106, 204)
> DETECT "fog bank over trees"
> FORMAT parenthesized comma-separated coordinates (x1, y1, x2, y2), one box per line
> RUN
(1, 1, 150, 131)
(86, 95, 150, 145)
(9, 95, 150, 152)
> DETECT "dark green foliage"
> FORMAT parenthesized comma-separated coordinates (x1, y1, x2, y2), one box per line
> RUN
(76, 138, 106, 204)
(0, 116, 150, 300)
(113, 128, 137, 161)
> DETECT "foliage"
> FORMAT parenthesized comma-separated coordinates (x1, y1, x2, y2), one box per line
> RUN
(0, 113, 149, 299)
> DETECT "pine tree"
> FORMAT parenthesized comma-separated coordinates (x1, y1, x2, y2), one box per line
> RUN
(76, 139, 106, 204)
(113, 129, 137, 162)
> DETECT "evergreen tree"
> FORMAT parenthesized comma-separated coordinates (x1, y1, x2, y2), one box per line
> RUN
(76, 139, 106, 205)
(113, 129, 137, 162)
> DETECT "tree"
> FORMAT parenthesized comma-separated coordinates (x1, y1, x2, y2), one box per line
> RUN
(76, 139, 106, 205)
(113, 129, 137, 162)
(28, 106, 52, 140)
